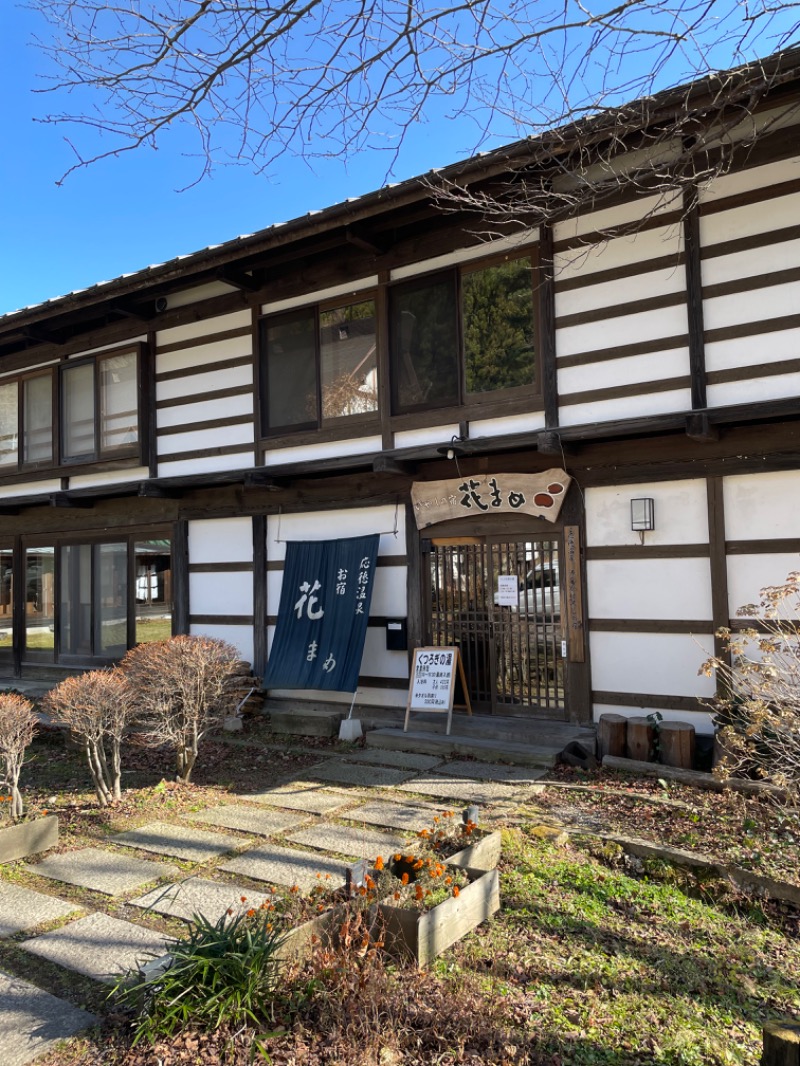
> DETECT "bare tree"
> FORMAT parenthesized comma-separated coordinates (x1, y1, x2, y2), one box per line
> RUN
(0, 693, 38, 820)
(121, 635, 240, 783)
(42, 669, 136, 806)
(28, 0, 800, 201)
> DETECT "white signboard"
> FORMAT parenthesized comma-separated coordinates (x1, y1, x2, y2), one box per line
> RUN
(496, 575, 520, 607)
(404, 646, 472, 735)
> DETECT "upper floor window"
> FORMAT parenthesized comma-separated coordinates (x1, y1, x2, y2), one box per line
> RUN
(260, 296, 378, 434)
(0, 345, 142, 474)
(390, 253, 537, 415)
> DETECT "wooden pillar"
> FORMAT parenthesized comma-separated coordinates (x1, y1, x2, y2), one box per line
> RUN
(627, 717, 655, 762)
(598, 714, 627, 758)
(762, 1020, 800, 1066)
(659, 722, 695, 769)
(252, 513, 267, 675)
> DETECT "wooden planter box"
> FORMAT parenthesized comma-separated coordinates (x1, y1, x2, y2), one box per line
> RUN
(277, 908, 337, 960)
(446, 829, 502, 873)
(0, 814, 58, 864)
(375, 868, 500, 967)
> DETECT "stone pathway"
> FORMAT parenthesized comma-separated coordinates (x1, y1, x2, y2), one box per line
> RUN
(0, 743, 533, 1062)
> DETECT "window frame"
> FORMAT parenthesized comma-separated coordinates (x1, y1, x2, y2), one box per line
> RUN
(389, 246, 541, 417)
(0, 342, 148, 483)
(259, 292, 381, 440)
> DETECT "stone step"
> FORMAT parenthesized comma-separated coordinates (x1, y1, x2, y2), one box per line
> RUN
(269, 706, 343, 737)
(402, 715, 595, 746)
(365, 728, 561, 768)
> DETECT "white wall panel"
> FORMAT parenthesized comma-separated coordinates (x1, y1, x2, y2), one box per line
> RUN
(189, 517, 253, 562)
(555, 264, 685, 319)
(189, 572, 253, 615)
(393, 425, 461, 449)
(157, 393, 253, 430)
(469, 411, 545, 438)
(705, 330, 800, 372)
(157, 310, 252, 347)
(262, 276, 379, 315)
(157, 364, 252, 403)
(262, 435, 382, 467)
(556, 305, 689, 358)
(166, 281, 233, 309)
(701, 239, 800, 286)
(558, 348, 690, 394)
(704, 281, 799, 332)
(585, 480, 708, 546)
(698, 156, 800, 204)
(0, 479, 61, 499)
(266, 504, 406, 561)
(588, 558, 712, 620)
(553, 191, 679, 242)
(558, 388, 692, 427)
(157, 335, 252, 376)
(700, 191, 800, 246)
(190, 623, 254, 664)
(727, 554, 800, 615)
(390, 229, 537, 281)
(68, 467, 149, 489)
(707, 372, 800, 408)
(589, 631, 716, 697)
(723, 471, 800, 539)
(157, 452, 252, 476)
(158, 423, 254, 457)
(554, 226, 682, 283)
(593, 703, 715, 734)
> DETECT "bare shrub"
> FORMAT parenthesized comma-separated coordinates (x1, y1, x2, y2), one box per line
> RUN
(0, 693, 37, 820)
(700, 570, 800, 810)
(122, 635, 239, 783)
(42, 669, 135, 806)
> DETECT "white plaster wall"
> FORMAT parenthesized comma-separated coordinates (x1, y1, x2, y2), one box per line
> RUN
(157, 392, 253, 430)
(165, 281, 234, 309)
(554, 262, 685, 318)
(158, 452, 252, 476)
(587, 558, 712, 620)
(723, 471, 800, 539)
(157, 335, 252, 376)
(68, 467, 149, 489)
(727, 554, 800, 616)
(705, 330, 800, 372)
(700, 191, 800, 246)
(558, 347, 690, 394)
(390, 229, 538, 281)
(698, 155, 800, 204)
(556, 304, 689, 358)
(393, 425, 462, 449)
(262, 435, 382, 467)
(593, 703, 715, 734)
(156, 363, 253, 403)
(553, 191, 680, 242)
(0, 479, 61, 499)
(157, 310, 252, 347)
(589, 631, 716, 697)
(585, 480, 709, 547)
(262, 276, 379, 315)
(707, 374, 800, 408)
(158, 423, 254, 457)
(468, 411, 545, 438)
(190, 517, 253, 562)
(558, 388, 692, 427)
(701, 239, 800, 286)
(266, 505, 406, 561)
(704, 281, 799, 331)
(553, 225, 682, 282)
(190, 623, 254, 664)
(189, 572, 253, 615)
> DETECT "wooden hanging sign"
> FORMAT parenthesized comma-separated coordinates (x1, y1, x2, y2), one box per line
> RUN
(404, 646, 472, 736)
(411, 469, 571, 529)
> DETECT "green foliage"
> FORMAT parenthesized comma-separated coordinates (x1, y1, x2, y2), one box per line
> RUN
(113, 908, 288, 1043)
(463, 257, 535, 394)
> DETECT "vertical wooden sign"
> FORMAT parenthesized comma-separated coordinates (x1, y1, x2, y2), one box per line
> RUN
(404, 646, 472, 736)
(563, 525, 585, 663)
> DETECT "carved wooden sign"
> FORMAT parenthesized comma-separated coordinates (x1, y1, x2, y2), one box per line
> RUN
(562, 523, 585, 663)
(411, 469, 571, 530)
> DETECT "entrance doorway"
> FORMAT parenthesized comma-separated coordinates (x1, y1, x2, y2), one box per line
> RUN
(424, 532, 565, 718)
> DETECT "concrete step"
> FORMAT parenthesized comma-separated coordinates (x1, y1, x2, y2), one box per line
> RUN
(365, 728, 561, 768)
(269, 706, 343, 738)
(401, 714, 596, 747)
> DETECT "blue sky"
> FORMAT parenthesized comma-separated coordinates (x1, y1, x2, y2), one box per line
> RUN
(1, 1, 796, 318)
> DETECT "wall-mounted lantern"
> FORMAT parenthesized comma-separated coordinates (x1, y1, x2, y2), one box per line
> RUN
(630, 498, 655, 544)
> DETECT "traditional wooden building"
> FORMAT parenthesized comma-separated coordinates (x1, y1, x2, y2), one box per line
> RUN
(2, 52, 800, 739)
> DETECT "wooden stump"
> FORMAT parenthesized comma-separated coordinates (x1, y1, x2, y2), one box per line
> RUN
(598, 714, 627, 759)
(659, 722, 696, 769)
(762, 1020, 800, 1066)
(626, 717, 655, 762)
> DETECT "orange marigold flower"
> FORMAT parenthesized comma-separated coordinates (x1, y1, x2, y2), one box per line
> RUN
(290, 884, 299, 893)
(452, 885, 460, 897)
(445, 876, 452, 885)
(375, 856, 384, 871)
(433, 816, 440, 824)
(415, 884, 424, 901)
(246, 908, 256, 917)
(401, 872, 409, 886)
(394, 853, 402, 861)
(393, 891, 400, 900)
(240, 896, 248, 903)
(413, 860, 423, 870)
(359, 886, 367, 896)
(226, 908, 233, 916)
(365, 875, 375, 890)
(418, 829, 430, 838)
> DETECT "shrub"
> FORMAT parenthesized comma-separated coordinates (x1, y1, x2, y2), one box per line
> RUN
(121, 635, 239, 783)
(113, 907, 287, 1042)
(700, 569, 800, 804)
(0, 692, 37, 820)
(42, 668, 135, 806)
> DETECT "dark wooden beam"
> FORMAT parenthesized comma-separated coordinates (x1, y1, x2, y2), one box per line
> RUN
(138, 482, 182, 499)
(685, 413, 720, 442)
(108, 299, 150, 321)
(684, 188, 707, 410)
(345, 225, 387, 256)
(536, 430, 574, 457)
(215, 266, 262, 293)
(50, 493, 94, 509)
(21, 325, 62, 346)
(372, 455, 414, 475)
(243, 471, 288, 491)
(538, 223, 559, 429)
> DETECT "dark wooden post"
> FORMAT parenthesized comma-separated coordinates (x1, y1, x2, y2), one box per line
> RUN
(598, 714, 627, 758)
(659, 722, 696, 769)
(762, 1020, 800, 1065)
(626, 717, 655, 761)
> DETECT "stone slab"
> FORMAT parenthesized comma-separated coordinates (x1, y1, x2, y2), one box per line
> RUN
(221, 844, 348, 891)
(26, 848, 179, 896)
(110, 822, 242, 862)
(438, 760, 548, 785)
(23, 912, 169, 985)
(298, 760, 415, 788)
(183, 804, 307, 837)
(342, 800, 441, 832)
(130, 877, 272, 923)
(0, 969, 96, 1066)
(285, 824, 408, 861)
(395, 774, 519, 805)
(0, 882, 81, 937)
(235, 783, 352, 814)
(341, 749, 444, 771)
